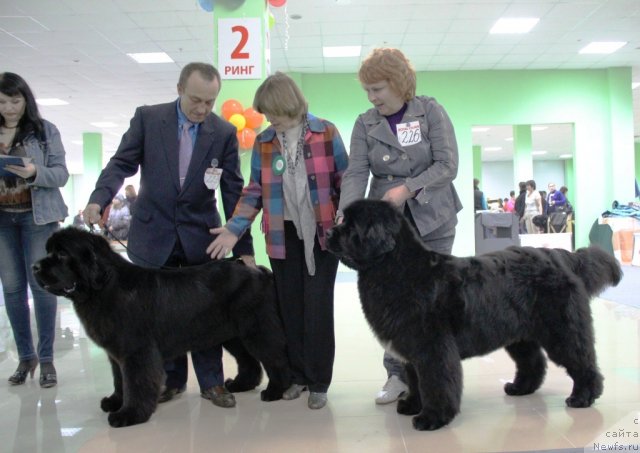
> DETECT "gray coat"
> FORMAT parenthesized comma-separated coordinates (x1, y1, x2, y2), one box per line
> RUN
(24, 120, 69, 225)
(338, 96, 462, 236)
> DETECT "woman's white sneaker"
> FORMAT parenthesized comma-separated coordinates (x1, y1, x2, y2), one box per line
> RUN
(375, 375, 408, 404)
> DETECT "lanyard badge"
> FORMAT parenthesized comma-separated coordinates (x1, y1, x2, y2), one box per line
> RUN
(204, 158, 222, 190)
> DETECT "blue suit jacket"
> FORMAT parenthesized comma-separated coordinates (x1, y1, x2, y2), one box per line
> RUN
(88, 101, 253, 267)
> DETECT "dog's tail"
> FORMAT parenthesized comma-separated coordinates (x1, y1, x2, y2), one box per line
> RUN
(569, 246, 622, 296)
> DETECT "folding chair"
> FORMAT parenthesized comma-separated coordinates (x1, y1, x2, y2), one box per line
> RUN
(548, 212, 569, 233)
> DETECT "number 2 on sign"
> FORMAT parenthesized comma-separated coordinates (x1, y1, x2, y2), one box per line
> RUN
(396, 121, 422, 147)
(231, 25, 249, 59)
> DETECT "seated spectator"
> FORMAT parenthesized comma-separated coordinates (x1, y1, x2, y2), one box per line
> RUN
(72, 209, 85, 229)
(106, 194, 130, 241)
(504, 191, 515, 213)
(547, 183, 567, 213)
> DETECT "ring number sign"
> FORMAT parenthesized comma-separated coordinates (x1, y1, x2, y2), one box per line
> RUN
(218, 18, 262, 80)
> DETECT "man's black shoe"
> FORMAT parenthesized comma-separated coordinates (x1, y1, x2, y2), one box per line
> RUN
(158, 385, 186, 403)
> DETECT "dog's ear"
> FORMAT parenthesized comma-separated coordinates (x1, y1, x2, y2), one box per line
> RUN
(90, 235, 116, 290)
(362, 220, 396, 255)
(73, 233, 111, 291)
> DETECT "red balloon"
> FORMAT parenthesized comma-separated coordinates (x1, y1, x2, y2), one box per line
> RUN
(237, 128, 257, 150)
(243, 107, 264, 129)
(221, 99, 243, 120)
(268, 0, 286, 7)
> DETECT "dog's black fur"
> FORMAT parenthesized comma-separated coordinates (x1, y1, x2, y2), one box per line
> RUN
(33, 227, 291, 428)
(326, 199, 621, 431)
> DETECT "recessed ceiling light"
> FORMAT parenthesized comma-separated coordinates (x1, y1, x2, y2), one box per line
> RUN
(532, 150, 547, 155)
(90, 121, 118, 128)
(472, 127, 489, 132)
(490, 18, 539, 34)
(127, 52, 174, 64)
(484, 146, 502, 151)
(36, 98, 69, 106)
(531, 126, 548, 131)
(71, 140, 83, 145)
(323, 46, 361, 58)
(632, 82, 640, 89)
(505, 137, 513, 142)
(559, 154, 573, 159)
(578, 41, 627, 54)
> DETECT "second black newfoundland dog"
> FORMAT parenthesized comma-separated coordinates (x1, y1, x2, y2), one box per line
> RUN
(33, 227, 291, 428)
(326, 199, 621, 431)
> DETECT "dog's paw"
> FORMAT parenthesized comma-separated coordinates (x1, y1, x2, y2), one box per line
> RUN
(565, 395, 595, 408)
(100, 394, 123, 413)
(397, 396, 421, 415)
(107, 407, 150, 428)
(260, 387, 283, 402)
(225, 377, 259, 393)
(412, 412, 452, 431)
(504, 381, 535, 396)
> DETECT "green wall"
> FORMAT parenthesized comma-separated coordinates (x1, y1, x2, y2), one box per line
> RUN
(636, 142, 640, 189)
(294, 67, 634, 255)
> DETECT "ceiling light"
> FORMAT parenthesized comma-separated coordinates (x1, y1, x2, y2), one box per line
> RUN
(531, 126, 547, 131)
(472, 127, 489, 132)
(36, 98, 69, 106)
(90, 121, 118, 128)
(127, 52, 174, 64)
(484, 146, 502, 151)
(490, 18, 539, 34)
(323, 46, 361, 58)
(532, 150, 547, 155)
(71, 140, 83, 145)
(578, 42, 626, 54)
(632, 82, 640, 89)
(505, 137, 513, 142)
(559, 154, 573, 159)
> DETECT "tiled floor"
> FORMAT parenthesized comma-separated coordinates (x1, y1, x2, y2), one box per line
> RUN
(0, 272, 638, 453)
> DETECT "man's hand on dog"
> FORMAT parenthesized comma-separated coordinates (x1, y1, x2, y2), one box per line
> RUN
(83, 203, 102, 227)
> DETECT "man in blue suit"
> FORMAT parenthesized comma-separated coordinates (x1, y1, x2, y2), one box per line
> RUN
(84, 62, 254, 408)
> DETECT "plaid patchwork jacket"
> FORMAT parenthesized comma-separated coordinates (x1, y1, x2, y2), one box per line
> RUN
(226, 114, 348, 259)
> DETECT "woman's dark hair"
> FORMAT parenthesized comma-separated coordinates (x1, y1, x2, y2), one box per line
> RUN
(0, 72, 45, 144)
(525, 179, 537, 190)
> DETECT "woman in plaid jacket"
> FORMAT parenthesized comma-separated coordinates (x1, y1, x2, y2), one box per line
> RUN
(208, 72, 348, 410)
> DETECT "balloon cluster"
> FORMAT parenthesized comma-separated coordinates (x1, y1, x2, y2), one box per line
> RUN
(268, 0, 287, 7)
(221, 100, 264, 150)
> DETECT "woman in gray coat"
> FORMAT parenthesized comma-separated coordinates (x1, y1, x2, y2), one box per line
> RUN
(337, 48, 462, 404)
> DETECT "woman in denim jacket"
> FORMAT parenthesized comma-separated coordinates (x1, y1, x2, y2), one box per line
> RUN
(0, 72, 69, 388)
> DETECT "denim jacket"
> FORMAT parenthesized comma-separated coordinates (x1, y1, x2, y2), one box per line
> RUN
(23, 120, 69, 225)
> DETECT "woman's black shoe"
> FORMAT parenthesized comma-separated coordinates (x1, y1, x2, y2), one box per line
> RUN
(8, 358, 38, 385)
(39, 363, 57, 388)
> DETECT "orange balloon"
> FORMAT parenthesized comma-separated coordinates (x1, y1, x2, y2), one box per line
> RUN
(221, 99, 243, 120)
(243, 107, 264, 129)
(237, 128, 257, 150)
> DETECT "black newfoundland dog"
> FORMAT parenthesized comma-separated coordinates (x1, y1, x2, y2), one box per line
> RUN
(326, 199, 621, 431)
(33, 227, 291, 428)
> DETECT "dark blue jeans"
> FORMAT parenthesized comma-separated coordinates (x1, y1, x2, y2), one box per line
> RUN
(0, 211, 58, 363)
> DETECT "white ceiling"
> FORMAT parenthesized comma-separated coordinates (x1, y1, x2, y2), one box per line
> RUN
(1, 0, 639, 172)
